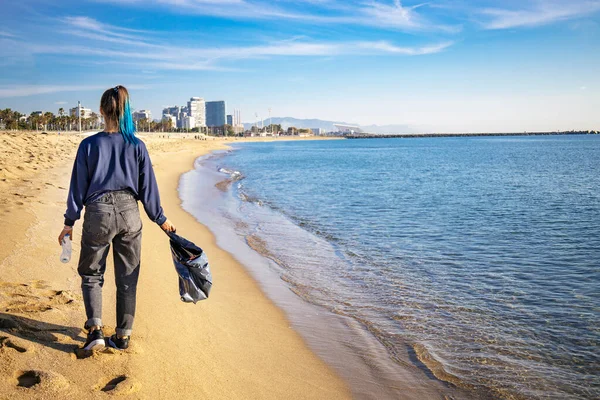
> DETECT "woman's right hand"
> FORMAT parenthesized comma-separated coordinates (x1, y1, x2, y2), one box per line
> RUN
(58, 226, 73, 246)
(161, 219, 176, 233)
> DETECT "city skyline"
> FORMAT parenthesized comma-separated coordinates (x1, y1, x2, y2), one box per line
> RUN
(0, 1, 599, 133)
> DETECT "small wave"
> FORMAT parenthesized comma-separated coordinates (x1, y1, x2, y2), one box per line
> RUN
(213, 167, 245, 192)
(218, 167, 243, 181)
(412, 343, 473, 390)
(246, 234, 286, 267)
(238, 191, 263, 206)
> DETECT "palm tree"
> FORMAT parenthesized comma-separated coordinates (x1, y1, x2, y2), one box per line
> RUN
(29, 112, 40, 131)
(12, 111, 22, 130)
(0, 108, 12, 130)
(70, 115, 77, 131)
(138, 117, 148, 133)
(90, 112, 99, 130)
(43, 111, 54, 131)
(57, 108, 65, 130)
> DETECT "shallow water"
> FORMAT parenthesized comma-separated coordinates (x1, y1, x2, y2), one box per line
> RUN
(182, 135, 600, 399)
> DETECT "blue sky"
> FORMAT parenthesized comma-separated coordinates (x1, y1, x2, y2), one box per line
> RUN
(0, 0, 599, 132)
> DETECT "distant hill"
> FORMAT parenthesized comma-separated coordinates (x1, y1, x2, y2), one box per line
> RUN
(243, 117, 418, 134)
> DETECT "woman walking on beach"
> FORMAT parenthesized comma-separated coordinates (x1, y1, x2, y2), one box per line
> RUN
(57, 86, 176, 351)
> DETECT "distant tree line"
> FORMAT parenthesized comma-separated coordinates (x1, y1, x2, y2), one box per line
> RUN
(0, 108, 101, 131)
(0, 109, 328, 137)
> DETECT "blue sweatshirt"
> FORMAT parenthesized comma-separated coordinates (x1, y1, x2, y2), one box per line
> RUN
(64, 132, 167, 227)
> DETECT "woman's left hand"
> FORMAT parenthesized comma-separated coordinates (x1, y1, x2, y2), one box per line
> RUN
(58, 226, 73, 246)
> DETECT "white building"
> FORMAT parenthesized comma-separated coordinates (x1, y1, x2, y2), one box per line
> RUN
(183, 116, 196, 130)
(69, 107, 93, 118)
(310, 128, 323, 135)
(187, 97, 206, 128)
(333, 124, 363, 135)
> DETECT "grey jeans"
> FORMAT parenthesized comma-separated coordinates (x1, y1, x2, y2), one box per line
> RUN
(78, 190, 142, 337)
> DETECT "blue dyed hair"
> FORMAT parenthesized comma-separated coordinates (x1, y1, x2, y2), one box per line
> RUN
(101, 85, 138, 145)
(119, 97, 137, 145)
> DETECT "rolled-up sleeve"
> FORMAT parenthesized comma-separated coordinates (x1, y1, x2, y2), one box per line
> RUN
(64, 143, 89, 226)
(138, 142, 167, 226)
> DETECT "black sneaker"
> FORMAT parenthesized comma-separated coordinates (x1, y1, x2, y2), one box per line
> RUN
(83, 328, 105, 351)
(108, 334, 129, 350)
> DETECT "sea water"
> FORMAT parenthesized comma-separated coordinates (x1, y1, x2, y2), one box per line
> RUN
(180, 135, 600, 399)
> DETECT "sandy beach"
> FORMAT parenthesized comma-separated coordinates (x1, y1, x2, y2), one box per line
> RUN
(0, 132, 351, 399)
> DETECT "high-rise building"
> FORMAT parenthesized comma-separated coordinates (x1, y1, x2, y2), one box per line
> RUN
(226, 114, 233, 126)
(187, 97, 205, 128)
(206, 101, 226, 127)
(163, 106, 180, 117)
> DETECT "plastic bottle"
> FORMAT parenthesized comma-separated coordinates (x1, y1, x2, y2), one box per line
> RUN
(60, 233, 72, 263)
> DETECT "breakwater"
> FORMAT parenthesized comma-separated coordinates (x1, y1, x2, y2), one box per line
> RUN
(346, 130, 596, 139)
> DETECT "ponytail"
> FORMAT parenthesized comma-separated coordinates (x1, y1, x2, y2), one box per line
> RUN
(100, 85, 138, 145)
(118, 90, 137, 144)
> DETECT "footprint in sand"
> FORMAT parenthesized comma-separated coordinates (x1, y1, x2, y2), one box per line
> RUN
(16, 370, 40, 388)
(0, 280, 77, 314)
(96, 375, 140, 395)
(14, 370, 69, 392)
(0, 281, 81, 348)
(0, 335, 33, 353)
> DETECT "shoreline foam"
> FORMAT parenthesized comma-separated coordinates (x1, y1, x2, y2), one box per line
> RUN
(178, 144, 477, 399)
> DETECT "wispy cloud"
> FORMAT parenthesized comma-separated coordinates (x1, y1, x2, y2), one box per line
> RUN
(3, 15, 452, 76)
(357, 0, 459, 32)
(359, 40, 454, 55)
(62, 16, 160, 47)
(480, 0, 600, 30)
(0, 31, 16, 38)
(94, 0, 460, 32)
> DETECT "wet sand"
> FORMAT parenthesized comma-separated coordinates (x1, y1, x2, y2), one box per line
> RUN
(0, 132, 350, 399)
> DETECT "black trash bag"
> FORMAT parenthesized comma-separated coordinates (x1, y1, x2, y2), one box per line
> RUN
(167, 231, 212, 303)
